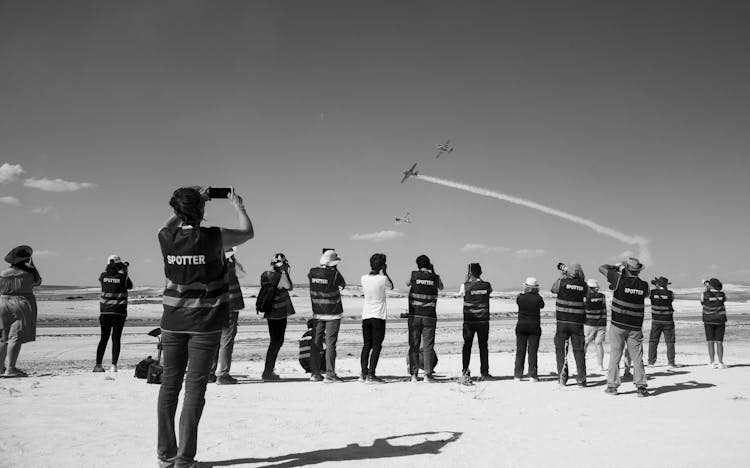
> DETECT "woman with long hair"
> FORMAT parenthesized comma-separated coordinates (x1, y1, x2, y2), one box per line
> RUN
(94, 254, 133, 373)
(156, 187, 254, 468)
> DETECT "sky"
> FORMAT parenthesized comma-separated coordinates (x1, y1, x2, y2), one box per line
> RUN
(1, 1, 749, 289)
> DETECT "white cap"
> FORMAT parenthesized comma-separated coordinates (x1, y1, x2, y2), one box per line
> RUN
(224, 247, 237, 260)
(320, 250, 341, 267)
(524, 277, 539, 287)
(107, 254, 121, 264)
(587, 278, 599, 289)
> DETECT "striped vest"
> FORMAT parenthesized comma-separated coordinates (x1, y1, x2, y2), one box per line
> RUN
(408, 270, 439, 319)
(226, 261, 245, 311)
(610, 275, 648, 331)
(463, 280, 491, 322)
(702, 291, 727, 324)
(555, 278, 587, 325)
(584, 291, 607, 327)
(158, 226, 229, 333)
(308, 267, 343, 317)
(650, 289, 674, 324)
(100, 271, 128, 315)
(263, 270, 294, 319)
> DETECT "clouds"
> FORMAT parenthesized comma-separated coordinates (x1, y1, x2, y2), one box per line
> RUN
(32, 206, 57, 216)
(34, 250, 59, 258)
(24, 177, 97, 192)
(0, 196, 21, 206)
(461, 243, 546, 259)
(350, 230, 405, 242)
(0, 163, 24, 184)
(515, 248, 547, 259)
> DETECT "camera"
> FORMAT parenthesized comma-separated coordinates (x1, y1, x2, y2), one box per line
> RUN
(207, 187, 232, 199)
(557, 262, 568, 272)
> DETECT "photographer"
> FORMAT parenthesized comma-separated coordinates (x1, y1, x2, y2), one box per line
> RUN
(648, 276, 677, 368)
(701, 278, 727, 368)
(260, 253, 295, 381)
(94, 254, 133, 373)
(459, 263, 493, 384)
(406, 254, 443, 383)
(359, 253, 394, 383)
(156, 186, 253, 468)
(551, 262, 588, 387)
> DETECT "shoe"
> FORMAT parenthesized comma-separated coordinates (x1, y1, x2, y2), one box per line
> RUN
(577, 381, 587, 388)
(410, 374, 419, 383)
(423, 374, 437, 383)
(324, 373, 343, 383)
(262, 372, 281, 381)
(646, 362, 655, 367)
(310, 374, 324, 382)
(604, 386, 618, 395)
(358, 372, 367, 383)
(636, 387, 649, 398)
(458, 372, 473, 386)
(216, 375, 238, 385)
(479, 373, 493, 381)
(366, 374, 384, 384)
(718, 362, 727, 369)
(207, 373, 217, 383)
(530, 377, 540, 383)
(513, 377, 522, 381)
(157, 457, 176, 468)
(623, 371, 633, 381)
(93, 365, 105, 373)
(712, 362, 719, 369)
(109, 364, 118, 373)
(558, 376, 567, 387)
(3, 368, 28, 378)
(668, 363, 679, 369)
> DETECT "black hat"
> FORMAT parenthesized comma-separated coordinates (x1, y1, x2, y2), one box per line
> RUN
(651, 276, 671, 287)
(5, 245, 33, 265)
(708, 278, 723, 291)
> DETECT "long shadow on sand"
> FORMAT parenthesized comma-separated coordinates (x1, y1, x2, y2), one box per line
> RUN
(619, 380, 715, 397)
(205, 431, 462, 467)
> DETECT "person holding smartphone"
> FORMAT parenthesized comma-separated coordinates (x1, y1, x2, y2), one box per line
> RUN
(94, 254, 133, 373)
(156, 186, 254, 468)
(260, 253, 295, 381)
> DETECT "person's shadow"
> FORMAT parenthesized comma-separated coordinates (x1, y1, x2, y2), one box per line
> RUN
(205, 431, 462, 467)
(619, 380, 716, 397)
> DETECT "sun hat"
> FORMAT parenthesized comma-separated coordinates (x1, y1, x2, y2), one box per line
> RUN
(524, 277, 539, 287)
(5, 245, 33, 264)
(650, 276, 671, 287)
(625, 257, 644, 272)
(320, 250, 341, 267)
(107, 254, 122, 264)
(708, 278, 723, 291)
(586, 278, 599, 289)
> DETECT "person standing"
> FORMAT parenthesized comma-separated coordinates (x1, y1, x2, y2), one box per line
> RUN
(583, 278, 607, 372)
(208, 248, 246, 385)
(551, 263, 588, 387)
(600, 257, 650, 397)
(648, 276, 677, 368)
(460, 263, 493, 384)
(0, 246, 41, 377)
(308, 249, 346, 383)
(94, 255, 133, 373)
(157, 186, 254, 468)
(406, 254, 443, 383)
(702, 278, 727, 368)
(260, 253, 295, 381)
(359, 253, 393, 383)
(514, 277, 544, 381)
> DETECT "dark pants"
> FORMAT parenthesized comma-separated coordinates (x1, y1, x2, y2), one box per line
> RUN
(554, 322, 586, 384)
(96, 314, 126, 365)
(408, 315, 437, 376)
(157, 331, 221, 468)
(264, 318, 288, 375)
(311, 319, 341, 376)
(361, 318, 386, 375)
(210, 311, 239, 377)
(515, 322, 541, 379)
(648, 323, 676, 365)
(462, 321, 489, 375)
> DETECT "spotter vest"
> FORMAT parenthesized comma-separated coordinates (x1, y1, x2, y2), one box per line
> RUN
(610, 275, 649, 331)
(262, 270, 295, 319)
(584, 291, 607, 327)
(555, 278, 587, 325)
(226, 260, 245, 311)
(463, 280, 491, 322)
(408, 270, 440, 319)
(158, 225, 228, 333)
(308, 267, 343, 317)
(99, 270, 129, 316)
(650, 289, 674, 325)
(701, 290, 727, 324)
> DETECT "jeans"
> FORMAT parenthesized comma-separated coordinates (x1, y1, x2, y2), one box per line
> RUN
(264, 317, 287, 375)
(554, 322, 586, 384)
(96, 314, 126, 366)
(210, 311, 239, 378)
(514, 322, 541, 379)
(311, 319, 340, 376)
(583, 325, 606, 369)
(157, 331, 221, 468)
(607, 324, 647, 389)
(462, 321, 489, 375)
(408, 315, 437, 376)
(361, 318, 386, 375)
(648, 323, 675, 365)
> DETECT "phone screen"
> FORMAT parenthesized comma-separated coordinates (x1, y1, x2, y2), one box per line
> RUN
(208, 187, 232, 199)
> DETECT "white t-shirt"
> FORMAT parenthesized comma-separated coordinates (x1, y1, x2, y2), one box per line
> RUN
(361, 274, 391, 320)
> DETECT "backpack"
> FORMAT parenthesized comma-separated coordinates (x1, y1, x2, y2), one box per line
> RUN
(134, 356, 156, 379)
(256, 271, 281, 314)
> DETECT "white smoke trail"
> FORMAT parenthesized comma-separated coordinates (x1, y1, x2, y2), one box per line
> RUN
(416, 174, 652, 265)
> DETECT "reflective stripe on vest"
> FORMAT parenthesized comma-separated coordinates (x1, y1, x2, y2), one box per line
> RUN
(650, 290, 674, 323)
(584, 293, 607, 326)
(100, 272, 128, 314)
(226, 262, 245, 311)
(702, 291, 727, 323)
(611, 277, 648, 331)
(555, 278, 586, 325)
(463, 281, 491, 322)
(408, 271, 439, 319)
(309, 267, 342, 316)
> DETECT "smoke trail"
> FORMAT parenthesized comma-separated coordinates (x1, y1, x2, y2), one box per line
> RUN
(416, 174, 651, 265)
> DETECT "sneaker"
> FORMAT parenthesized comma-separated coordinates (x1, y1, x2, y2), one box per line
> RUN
(410, 374, 419, 383)
(604, 386, 618, 395)
(109, 364, 118, 373)
(458, 372, 473, 386)
(479, 373, 493, 381)
(358, 372, 367, 383)
(324, 373, 343, 383)
(366, 374, 384, 384)
(216, 375, 238, 385)
(718, 362, 727, 369)
(207, 373, 217, 383)
(3, 368, 28, 378)
(513, 377, 522, 381)
(577, 381, 587, 388)
(712, 362, 719, 369)
(310, 374, 324, 382)
(668, 363, 680, 369)
(530, 377, 540, 382)
(646, 362, 655, 367)
(636, 387, 649, 398)
(92, 365, 105, 373)
(423, 374, 437, 383)
(262, 372, 281, 381)
(558, 376, 567, 387)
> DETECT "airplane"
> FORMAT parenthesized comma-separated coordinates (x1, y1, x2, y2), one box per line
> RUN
(395, 212, 412, 224)
(400, 163, 418, 183)
(435, 139, 454, 158)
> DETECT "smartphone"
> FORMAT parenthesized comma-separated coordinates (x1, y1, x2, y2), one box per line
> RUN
(208, 187, 232, 199)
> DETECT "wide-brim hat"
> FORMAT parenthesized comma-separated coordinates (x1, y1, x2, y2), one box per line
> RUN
(524, 277, 539, 287)
(651, 276, 671, 287)
(320, 250, 341, 266)
(5, 245, 33, 264)
(626, 257, 644, 272)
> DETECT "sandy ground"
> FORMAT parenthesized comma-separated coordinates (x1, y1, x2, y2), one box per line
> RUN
(3, 297, 750, 467)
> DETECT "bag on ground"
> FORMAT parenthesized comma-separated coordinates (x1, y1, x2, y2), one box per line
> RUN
(134, 356, 156, 379)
